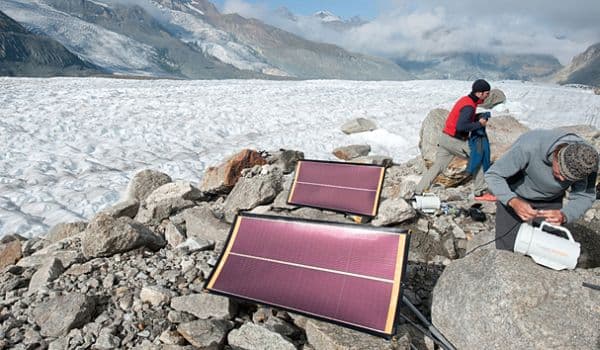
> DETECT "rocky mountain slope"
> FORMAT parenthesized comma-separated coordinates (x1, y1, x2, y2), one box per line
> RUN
(0, 0, 411, 80)
(555, 42, 600, 87)
(0, 10, 102, 77)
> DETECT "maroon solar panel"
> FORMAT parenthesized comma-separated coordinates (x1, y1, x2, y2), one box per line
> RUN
(287, 160, 385, 217)
(205, 213, 409, 336)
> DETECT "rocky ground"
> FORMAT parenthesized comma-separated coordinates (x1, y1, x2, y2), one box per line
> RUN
(1, 114, 599, 349)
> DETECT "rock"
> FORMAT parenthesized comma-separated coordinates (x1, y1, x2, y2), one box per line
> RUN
(372, 198, 416, 226)
(135, 181, 206, 226)
(432, 249, 600, 349)
(171, 293, 237, 320)
(332, 144, 371, 160)
(0, 240, 22, 269)
(419, 110, 529, 187)
(486, 115, 530, 161)
(32, 293, 96, 337)
(126, 169, 172, 202)
(200, 149, 267, 194)
(28, 258, 64, 292)
(176, 237, 214, 253)
(177, 319, 233, 349)
(352, 155, 394, 167)
(304, 319, 396, 350)
(95, 328, 121, 349)
(163, 220, 186, 248)
(44, 222, 87, 243)
(479, 88, 507, 109)
(101, 198, 140, 219)
(419, 108, 447, 163)
(223, 172, 283, 222)
(341, 118, 377, 134)
(178, 204, 230, 242)
(82, 213, 165, 259)
(265, 149, 304, 174)
(228, 323, 296, 350)
(140, 286, 172, 306)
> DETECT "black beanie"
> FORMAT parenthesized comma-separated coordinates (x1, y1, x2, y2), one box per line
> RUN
(472, 79, 491, 93)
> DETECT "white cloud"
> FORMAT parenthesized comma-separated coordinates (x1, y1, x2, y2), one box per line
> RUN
(220, 0, 600, 64)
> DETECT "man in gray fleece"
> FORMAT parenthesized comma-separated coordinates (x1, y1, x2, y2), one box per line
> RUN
(485, 129, 598, 251)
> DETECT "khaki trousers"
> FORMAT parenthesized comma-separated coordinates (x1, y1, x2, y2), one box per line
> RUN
(415, 133, 486, 194)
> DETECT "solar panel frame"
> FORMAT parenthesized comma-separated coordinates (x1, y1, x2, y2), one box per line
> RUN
(204, 212, 410, 338)
(287, 159, 387, 217)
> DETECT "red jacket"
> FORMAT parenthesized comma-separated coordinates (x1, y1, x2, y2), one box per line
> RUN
(443, 96, 478, 139)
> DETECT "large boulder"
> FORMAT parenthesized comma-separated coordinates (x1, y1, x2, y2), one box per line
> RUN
(200, 149, 267, 194)
(479, 89, 507, 109)
(223, 171, 283, 222)
(419, 110, 529, 188)
(126, 169, 172, 202)
(82, 213, 165, 259)
(135, 181, 205, 226)
(432, 249, 600, 349)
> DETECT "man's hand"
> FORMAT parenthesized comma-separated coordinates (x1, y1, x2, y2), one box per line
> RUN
(508, 197, 538, 221)
(538, 209, 566, 225)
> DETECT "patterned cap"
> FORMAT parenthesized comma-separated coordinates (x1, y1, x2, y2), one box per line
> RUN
(557, 143, 599, 181)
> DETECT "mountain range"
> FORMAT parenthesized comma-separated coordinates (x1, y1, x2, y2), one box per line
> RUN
(0, 0, 598, 86)
(0, 9, 102, 76)
(0, 0, 411, 80)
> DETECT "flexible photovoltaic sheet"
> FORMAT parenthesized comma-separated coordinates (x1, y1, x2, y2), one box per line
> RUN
(287, 160, 385, 217)
(205, 213, 409, 336)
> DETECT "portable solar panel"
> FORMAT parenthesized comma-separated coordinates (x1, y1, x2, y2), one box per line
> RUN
(205, 213, 410, 337)
(287, 160, 386, 217)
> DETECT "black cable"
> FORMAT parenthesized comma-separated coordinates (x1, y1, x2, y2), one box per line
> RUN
(583, 282, 600, 291)
(463, 221, 521, 257)
(397, 312, 449, 350)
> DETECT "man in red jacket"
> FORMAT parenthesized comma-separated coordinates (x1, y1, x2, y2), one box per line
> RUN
(415, 79, 496, 201)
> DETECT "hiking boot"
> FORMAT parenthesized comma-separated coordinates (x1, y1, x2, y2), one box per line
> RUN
(474, 193, 497, 202)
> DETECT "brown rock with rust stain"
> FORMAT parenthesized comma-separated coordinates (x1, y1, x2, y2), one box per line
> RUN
(200, 149, 267, 194)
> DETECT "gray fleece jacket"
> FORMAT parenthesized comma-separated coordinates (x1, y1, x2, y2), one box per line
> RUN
(485, 129, 597, 223)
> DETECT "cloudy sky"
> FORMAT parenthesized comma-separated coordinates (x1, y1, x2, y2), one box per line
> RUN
(212, 0, 600, 64)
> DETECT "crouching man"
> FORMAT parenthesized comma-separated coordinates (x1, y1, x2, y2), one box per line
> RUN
(484, 129, 598, 251)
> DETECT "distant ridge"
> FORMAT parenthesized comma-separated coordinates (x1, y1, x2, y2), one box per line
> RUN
(555, 42, 600, 87)
(0, 10, 102, 77)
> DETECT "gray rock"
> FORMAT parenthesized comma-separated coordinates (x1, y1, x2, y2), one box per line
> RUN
(0, 240, 22, 269)
(101, 199, 140, 219)
(82, 213, 165, 259)
(228, 323, 295, 350)
(163, 220, 186, 248)
(266, 149, 304, 174)
(136, 181, 206, 226)
(179, 204, 230, 242)
(18, 250, 83, 270)
(140, 285, 172, 306)
(432, 249, 600, 350)
(95, 327, 121, 349)
(223, 172, 283, 222)
(332, 144, 371, 160)
(341, 118, 377, 134)
(171, 293, 237, 320)
(372, 198, 416, 226)
(44, 222, 87, 243)
(28, 258, 64, 292)
(126, 169, 172, 202)
(352, 155, 394, 167)
(304, 319, 395, 350)
(176, 237, 214, 253)
(479, 88, 507, 109)
(32, 293, 96, 337)
(177, 319, 233, 349)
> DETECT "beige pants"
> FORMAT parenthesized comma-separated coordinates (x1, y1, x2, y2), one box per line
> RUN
(415, 133, 487, 195)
